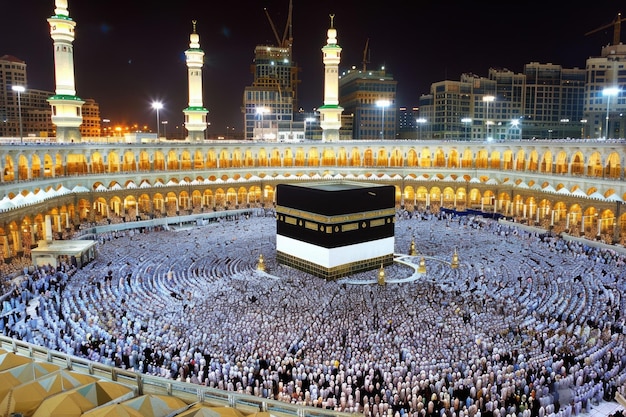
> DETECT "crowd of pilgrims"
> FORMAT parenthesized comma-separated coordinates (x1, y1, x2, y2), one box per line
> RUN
(1, 208, 626, 417)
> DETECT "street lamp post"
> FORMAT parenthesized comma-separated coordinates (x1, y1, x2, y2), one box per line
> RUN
(12, 85, 25, 144)
(256, 107, 269, 141)
(461, 117, 472, 140)
(376, 99, 391, 140)
(416, 118, 427, 140)
(162, 121, 168, 139)
(603, 87, 620, 139)
(482, 95, 495, 141)
(152, 101, 163, 138)
(304, 117, 315, 140)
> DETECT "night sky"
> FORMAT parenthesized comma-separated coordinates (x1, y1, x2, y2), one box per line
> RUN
(1, 0, 620, 134)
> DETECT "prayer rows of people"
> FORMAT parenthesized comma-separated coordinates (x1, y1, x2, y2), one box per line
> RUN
(1, 208, 625, 417)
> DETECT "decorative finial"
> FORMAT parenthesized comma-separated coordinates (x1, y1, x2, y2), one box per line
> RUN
(451, 248, 459, 269)
(377, 263, 385, 286)
(257, 253, 266, 272)
(329, 14, 335, 28)
(418, 256, 426, 274)
(192, 20, 197, 33)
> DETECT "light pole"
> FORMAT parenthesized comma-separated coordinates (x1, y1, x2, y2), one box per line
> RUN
(376, 99, 391, 140)
(305, 117, 315, 140)
(416, 118, 427, 140)
(152, 101, 163, 138)
(162, 120, 168, 139)
(461, 117, 472, 140)
(12, 85, 25, 143)
(603, 87, 619, 139)
(510, 119, 520, 141)
(483, 95, 495, 141)
(256, 107, 269, 141)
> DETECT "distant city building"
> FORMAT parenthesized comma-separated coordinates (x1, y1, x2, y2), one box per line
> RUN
(0, 55, 56, 138)
(242, 4, 301, 142)
(338, 67, 397, 140)
(397, 106, 419, 139)
(523, 62, 585, 140)
(584, 43, 626, 139)
(80, 98, 101, 138)
(418, 64, 586, 141)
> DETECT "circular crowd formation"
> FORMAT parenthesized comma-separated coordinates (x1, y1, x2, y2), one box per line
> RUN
(2, 209, 626, 417)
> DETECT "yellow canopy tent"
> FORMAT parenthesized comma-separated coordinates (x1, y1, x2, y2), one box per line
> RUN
(0, 369, 98, 416)
(176, 405, 249, 417)
(31, 389, 98, 417)
(120, 393, 189, 417)
(74, 380, 136, 407)
(0, 350, 33, 371)
(81, 403, 145, 417)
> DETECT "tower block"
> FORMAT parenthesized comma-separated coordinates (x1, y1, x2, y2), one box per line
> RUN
(318, 15, 343, 142)
(47, 0, 84, 143)
(276, 181, 395, 280)
(183, 20, 209, 142)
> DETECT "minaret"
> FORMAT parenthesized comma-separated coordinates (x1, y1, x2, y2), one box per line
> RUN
(318, 14, 343, 142)
(183, 20, 209, 142)
(47, 0, 84, 143)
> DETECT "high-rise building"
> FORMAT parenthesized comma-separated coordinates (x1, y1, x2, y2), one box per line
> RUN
(80, 98, 101, 138)
(338, 67, 397, 140)
(418, 64, 586, 141)
(584, 43, 626, 139)
(0, 55, 28, 138)
(524, 62, 585, 139)
(0, 55, 56, 139)
(242, 1, 300, 141)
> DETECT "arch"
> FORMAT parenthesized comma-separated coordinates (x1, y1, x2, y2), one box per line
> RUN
(283, 148, 294, 166)
(475, 150, 488, 169)
(180, 150, 192, 170)
(605, 151, 621, 179)
(307, 148, 320, 166)
(107, 151, 120, 173)
(206, 150, 218, 168)
(540, 151, 553, 174)
(587, 151, 603, 177)
(419, 148, 432, 168)
(122, 151, 136, 172)
(230, 150, 242, 169)
(322, 148, 336, 166)
(257, 148, 269, 167)
(337, 148, 348, 167)
(218, 149, 230, 168)
(448, 149, 459, 168)
(527, 150, 539, 172)
(66, 153, 88, 175)
(555, 151, 568, 174)
(138, 151, 151, 171)
(350, 148, 362, 166)
(270, 149, 282, 167)
(433, 149, 446, 168)
(515, 149, 527, 171)
(571, 151, 584, 175)
(91, 152, 105, 174)
(194, 150, 205, 169)
(167, 150, 180, 170)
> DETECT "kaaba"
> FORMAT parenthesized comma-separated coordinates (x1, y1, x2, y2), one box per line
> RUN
(275, 181, 395, 280)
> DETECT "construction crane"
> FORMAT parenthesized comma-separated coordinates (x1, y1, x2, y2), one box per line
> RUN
(362, 38, 370, 71)
(585, 12, 626, 46)
(264, 0, 293, 49)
